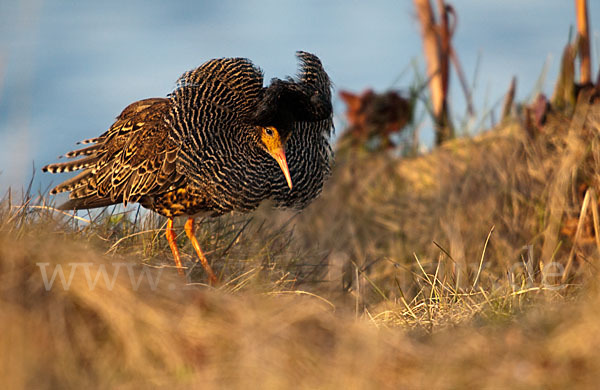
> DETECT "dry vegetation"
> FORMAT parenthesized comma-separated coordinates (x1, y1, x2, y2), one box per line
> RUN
(2, 90, 600, 388)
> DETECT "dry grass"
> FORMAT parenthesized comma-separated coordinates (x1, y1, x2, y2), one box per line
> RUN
(2, 96, 600, 388)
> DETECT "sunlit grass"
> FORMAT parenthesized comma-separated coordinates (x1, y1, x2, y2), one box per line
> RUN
(2, 96, 600, 388)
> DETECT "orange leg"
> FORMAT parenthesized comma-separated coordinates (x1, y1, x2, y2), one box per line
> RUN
(165, 217, 184, 276)
(184, 217, 218, 285)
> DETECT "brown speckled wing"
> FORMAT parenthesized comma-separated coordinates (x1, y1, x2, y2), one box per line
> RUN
(43, 98, 182, 209)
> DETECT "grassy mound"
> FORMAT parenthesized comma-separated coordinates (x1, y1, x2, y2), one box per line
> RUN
(2, 96, 600, 388)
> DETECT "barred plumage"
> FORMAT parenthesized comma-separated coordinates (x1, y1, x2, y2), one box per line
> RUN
(43, 51, 333, 283)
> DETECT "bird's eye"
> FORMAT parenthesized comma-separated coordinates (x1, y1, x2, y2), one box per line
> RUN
(265, 128, 274, 136)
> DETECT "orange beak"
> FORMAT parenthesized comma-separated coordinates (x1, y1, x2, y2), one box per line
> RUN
(270, 148, 293, 190)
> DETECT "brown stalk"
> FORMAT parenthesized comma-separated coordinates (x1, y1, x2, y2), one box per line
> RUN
(414, 0, 453, 145)
(501, 76, 517, 121)
(450, 46, 474, 116)
(552, 41, 576, 110)
(414, 0, 444, 119)
(436, 0, 450, 107)
(575, 0, 591, 84)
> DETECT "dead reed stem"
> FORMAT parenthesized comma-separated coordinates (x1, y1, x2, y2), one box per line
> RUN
(414, 0, 453, 144)
(575, 0, 591, 83)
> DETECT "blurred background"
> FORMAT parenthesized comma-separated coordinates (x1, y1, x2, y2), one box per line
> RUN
(4, 3, 600, 387)
(0, 0, 598, 191)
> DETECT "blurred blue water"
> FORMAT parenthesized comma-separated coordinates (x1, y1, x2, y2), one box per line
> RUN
(0, 0, 597, 192)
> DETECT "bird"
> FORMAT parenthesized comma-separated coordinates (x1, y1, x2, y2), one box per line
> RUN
(42, 51, 334, 284)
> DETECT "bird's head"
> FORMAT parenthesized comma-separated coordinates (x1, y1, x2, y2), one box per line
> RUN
(258, 126, 293, 190)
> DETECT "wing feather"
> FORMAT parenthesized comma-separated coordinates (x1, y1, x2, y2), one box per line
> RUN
(43, 98, 182, 210)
